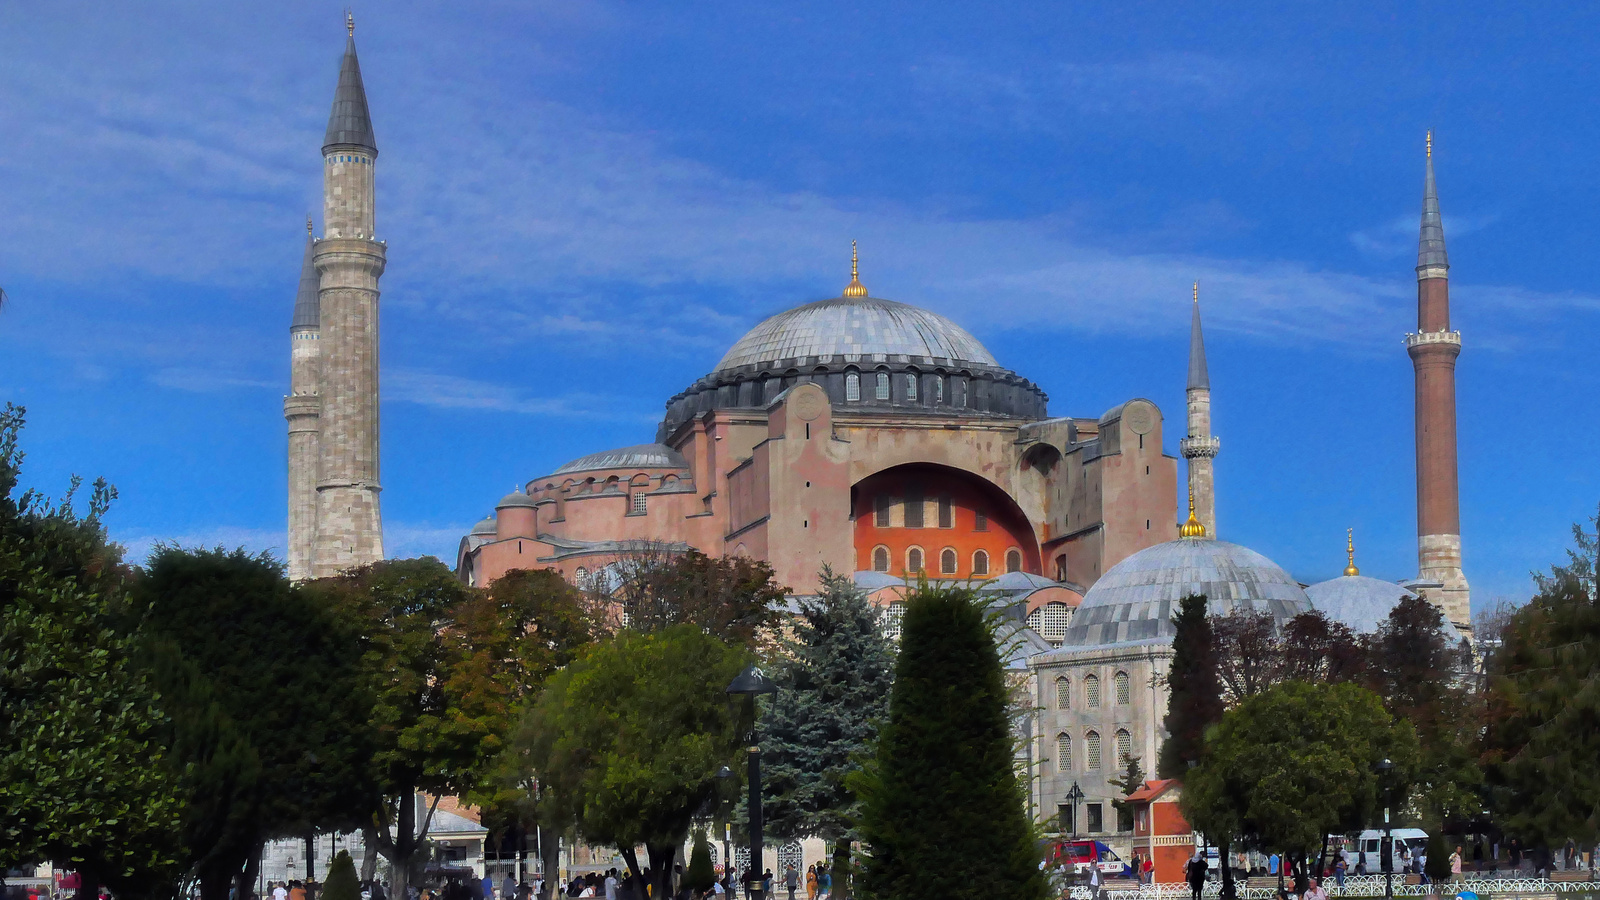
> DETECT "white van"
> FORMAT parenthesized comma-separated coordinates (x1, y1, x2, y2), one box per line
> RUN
(1356, 829, 1430, 872)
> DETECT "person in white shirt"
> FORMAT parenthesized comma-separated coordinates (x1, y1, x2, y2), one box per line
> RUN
(603, 871, 618, 900)
(273, 885, 289, 900)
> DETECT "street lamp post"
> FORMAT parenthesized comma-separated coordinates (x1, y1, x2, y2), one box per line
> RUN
(1065, 782, 1085, 839)
(727, 665, 778, 900)
(716, 766, 735, 892)
(1376, 758, 1395, 900)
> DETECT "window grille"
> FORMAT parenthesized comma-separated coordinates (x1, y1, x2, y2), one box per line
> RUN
(935, 377, 945, 403)
(1115, 671, 1131, 705)
(1038, 603, 1070, 643)
(875, 371, 890, 400)
(1086, 731, 1102, 770)
(1057, 733, 1072, 772)
(973, 550, 989, 575)
(940, 548, 958, 574)
(1085, 674, 1101, 708)
(881, 602, 906, 641)
(905, 373, 918, 401)
(845, 372, 860, 401)
(872, 546, 889, 572)
(1006, 548, 1022, 573)
(904, 490, 924, 528)
(1055, 676, 1071, 709)
(1116, 729, 1133, 766)
(630, 493, 647, 514)
(776, 843, 804, 874)
(907, 547, 923, 573)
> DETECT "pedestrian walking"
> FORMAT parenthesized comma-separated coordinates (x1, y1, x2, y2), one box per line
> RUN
(1450, 847, 1463, 883)
(1142, 856, 1154, 887)
(1334, 855, 1346, 889)
(804, 865, 817, 900)
(1185, 852, 1208, 900)
(1088, 858, 1105, 900)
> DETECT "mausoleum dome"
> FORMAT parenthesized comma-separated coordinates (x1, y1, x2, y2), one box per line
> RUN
(1059, 538, 1312, 648)
(716, 295, 999, 372)
(1305, 575, 1464, 641)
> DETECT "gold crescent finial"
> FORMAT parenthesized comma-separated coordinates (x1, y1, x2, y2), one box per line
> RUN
(306, 215, 314, 235)
(842, 240, 869, 298)
(347, 10, 355, 36)
(1193, 281, 1199, 304)
(1179, 486, 1206, 539)
(1426, 130, 1432, 159)
(1343, 527, 1360, 577)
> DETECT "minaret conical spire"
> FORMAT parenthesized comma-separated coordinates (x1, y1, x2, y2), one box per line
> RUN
(1418, 130, 1447, 271)
(1187, 281, 1210, 391)
(291, 218, 319, 330)
(323, 19, 377, 155)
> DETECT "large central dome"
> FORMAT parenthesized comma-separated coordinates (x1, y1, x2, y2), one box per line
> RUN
(716, 296, 998, 372)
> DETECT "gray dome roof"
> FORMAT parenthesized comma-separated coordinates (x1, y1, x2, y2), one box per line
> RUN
(553, 443, 689, 475)
(1305, 575, 1464, 641)
(470, 516, 497, 535)
(1060, 538, 1312, 648)
(716, 296, 998, 371)
(496, 491, 538, 509)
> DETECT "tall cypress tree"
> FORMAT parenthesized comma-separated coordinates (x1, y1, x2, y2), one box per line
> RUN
(1159, 593, 1223, 778)
(762, 568, 895, 899)
(853, 584, 1045, 900)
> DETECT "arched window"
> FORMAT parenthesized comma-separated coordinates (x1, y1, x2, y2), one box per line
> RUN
(905, 372, 918, 401)
(906, 547, 924, 573)
(972, 549, 990, 576)
(1086, 730, 1102, 770)
(1054, 555, 1067, 582)
(1055, 676, 1071, 709)
(1005, 548, 1022, 573)
(874, 494, 892, 527)
(875, 370, 890, 400)
(882, 602, 906, 641)
(1037, 602, 1070, 643)
(574, 567, 588, 581)
(1116, 729, 1133, 766)
(934, 375, 945, 404)
(1056, 733, 1072, 773)
(872, 546, 890, 573)
(1085, 674, 1101, 708)
(940, 548, 958, 575)
(1115, 671, 1131, 705)
(845, 371, 860, 402)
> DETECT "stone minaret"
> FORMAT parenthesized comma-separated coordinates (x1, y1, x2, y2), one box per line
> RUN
(1407, 132, 1470, 634)
(310, 15, 386, 577)
(1180, 282, 1220, 538)
(285, 218, 322, 581)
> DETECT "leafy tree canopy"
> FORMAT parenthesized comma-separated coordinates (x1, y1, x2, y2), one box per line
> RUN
(588, 546, 786, 646)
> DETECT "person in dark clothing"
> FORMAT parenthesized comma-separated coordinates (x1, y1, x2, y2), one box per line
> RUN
(1185, 853, 1208, 900)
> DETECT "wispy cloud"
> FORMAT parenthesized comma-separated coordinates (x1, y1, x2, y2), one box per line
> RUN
(387, 368, 656, 421)
(116, 526, 286, 567)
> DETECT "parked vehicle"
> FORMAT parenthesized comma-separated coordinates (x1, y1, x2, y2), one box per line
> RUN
(1049, 840, 1131, 877)
(1356, 828, 1430, 872)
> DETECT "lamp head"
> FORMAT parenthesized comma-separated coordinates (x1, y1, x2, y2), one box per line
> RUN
(726, 664, 778, 696)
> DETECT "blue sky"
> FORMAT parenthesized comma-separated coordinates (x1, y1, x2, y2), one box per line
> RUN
(2, 1, 1594, 609)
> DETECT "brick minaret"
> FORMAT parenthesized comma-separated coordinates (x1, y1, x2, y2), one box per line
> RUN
(1180, 282, 1220, 538)
(1407, 132, 1470, 634)
(285, 218, 322, 581)
(310, 14, 386, 577)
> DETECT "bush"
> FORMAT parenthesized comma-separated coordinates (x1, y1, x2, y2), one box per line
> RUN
(323, 850, 360, 900)
(686, 830, 715, 892)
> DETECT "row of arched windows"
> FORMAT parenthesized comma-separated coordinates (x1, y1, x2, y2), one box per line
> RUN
(1054, 671, 1131, 709)
(870, 545, 1022, 576)
(1055, 728, 1134, 773)
(843, 369, 967, 407)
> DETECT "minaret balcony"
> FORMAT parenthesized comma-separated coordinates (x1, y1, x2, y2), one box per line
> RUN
(1180, 435, 1220, 459)
(1404, 330, 1461, 349)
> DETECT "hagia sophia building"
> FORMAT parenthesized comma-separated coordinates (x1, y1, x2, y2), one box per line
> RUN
(284, 24, 1472, 861)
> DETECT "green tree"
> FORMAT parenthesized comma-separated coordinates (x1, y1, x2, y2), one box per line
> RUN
(1181, 681, 1419, 892)
(1483, 573, 1600, 848)
(305, 558, 476, 900)
(322, 850, 360, 900)
(1158, 594, 1222, 777)
(1109, 755, 1145, 833)
(134, 546, 378, 900)
(0, 404, 186, 899)
(685, 829, 716, 893)
(852, 584, 1046, 900)
(525, 624, 748, 900)
(1367, 595, 1478, 824)
(761, 567, 894, 900)
(595, 547, 786, 646)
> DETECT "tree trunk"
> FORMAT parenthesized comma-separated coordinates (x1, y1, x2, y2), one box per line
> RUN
(362, 823, 380, 884)
(1219, 837, 1237, 900)
(199, 856, 240, 900)
(1294, 852, 1309, 895)
(541, 827, 564, 900)
(1316, 834, 1330, 888)
(237, 844, 263, 900)
(388, 795, 414, 900)
(78, 869, 101, 900)
(830, 838, 851, 900)
(645, 842, 677, 900)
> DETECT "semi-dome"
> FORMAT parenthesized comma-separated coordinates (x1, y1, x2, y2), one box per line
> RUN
(553, 443, 689, 475)
(495, 491, 538, 509)
(1059, 538, 1312, 648)
(1305, 575, 1465, 642)
(716, 296, 998, 372)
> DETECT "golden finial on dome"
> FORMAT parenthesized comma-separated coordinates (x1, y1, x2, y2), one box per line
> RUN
(1343, 527, 1360, 577)
(1179, 487, 1207, 539)
(842, 240, 869, 298)
(1193, 281, 1199, 304)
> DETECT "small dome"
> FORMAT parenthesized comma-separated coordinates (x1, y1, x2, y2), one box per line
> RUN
(470, 516, 497, 535)
(496, 491, 538, 509)
(553, 443, 689, 475)
(1060, 538, 1311, 648)
(716, 296, 998, 372)
(1305, 575, 1464, 641)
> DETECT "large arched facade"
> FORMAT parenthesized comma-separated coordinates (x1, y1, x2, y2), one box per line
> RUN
(852, 462, 1042, 578)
